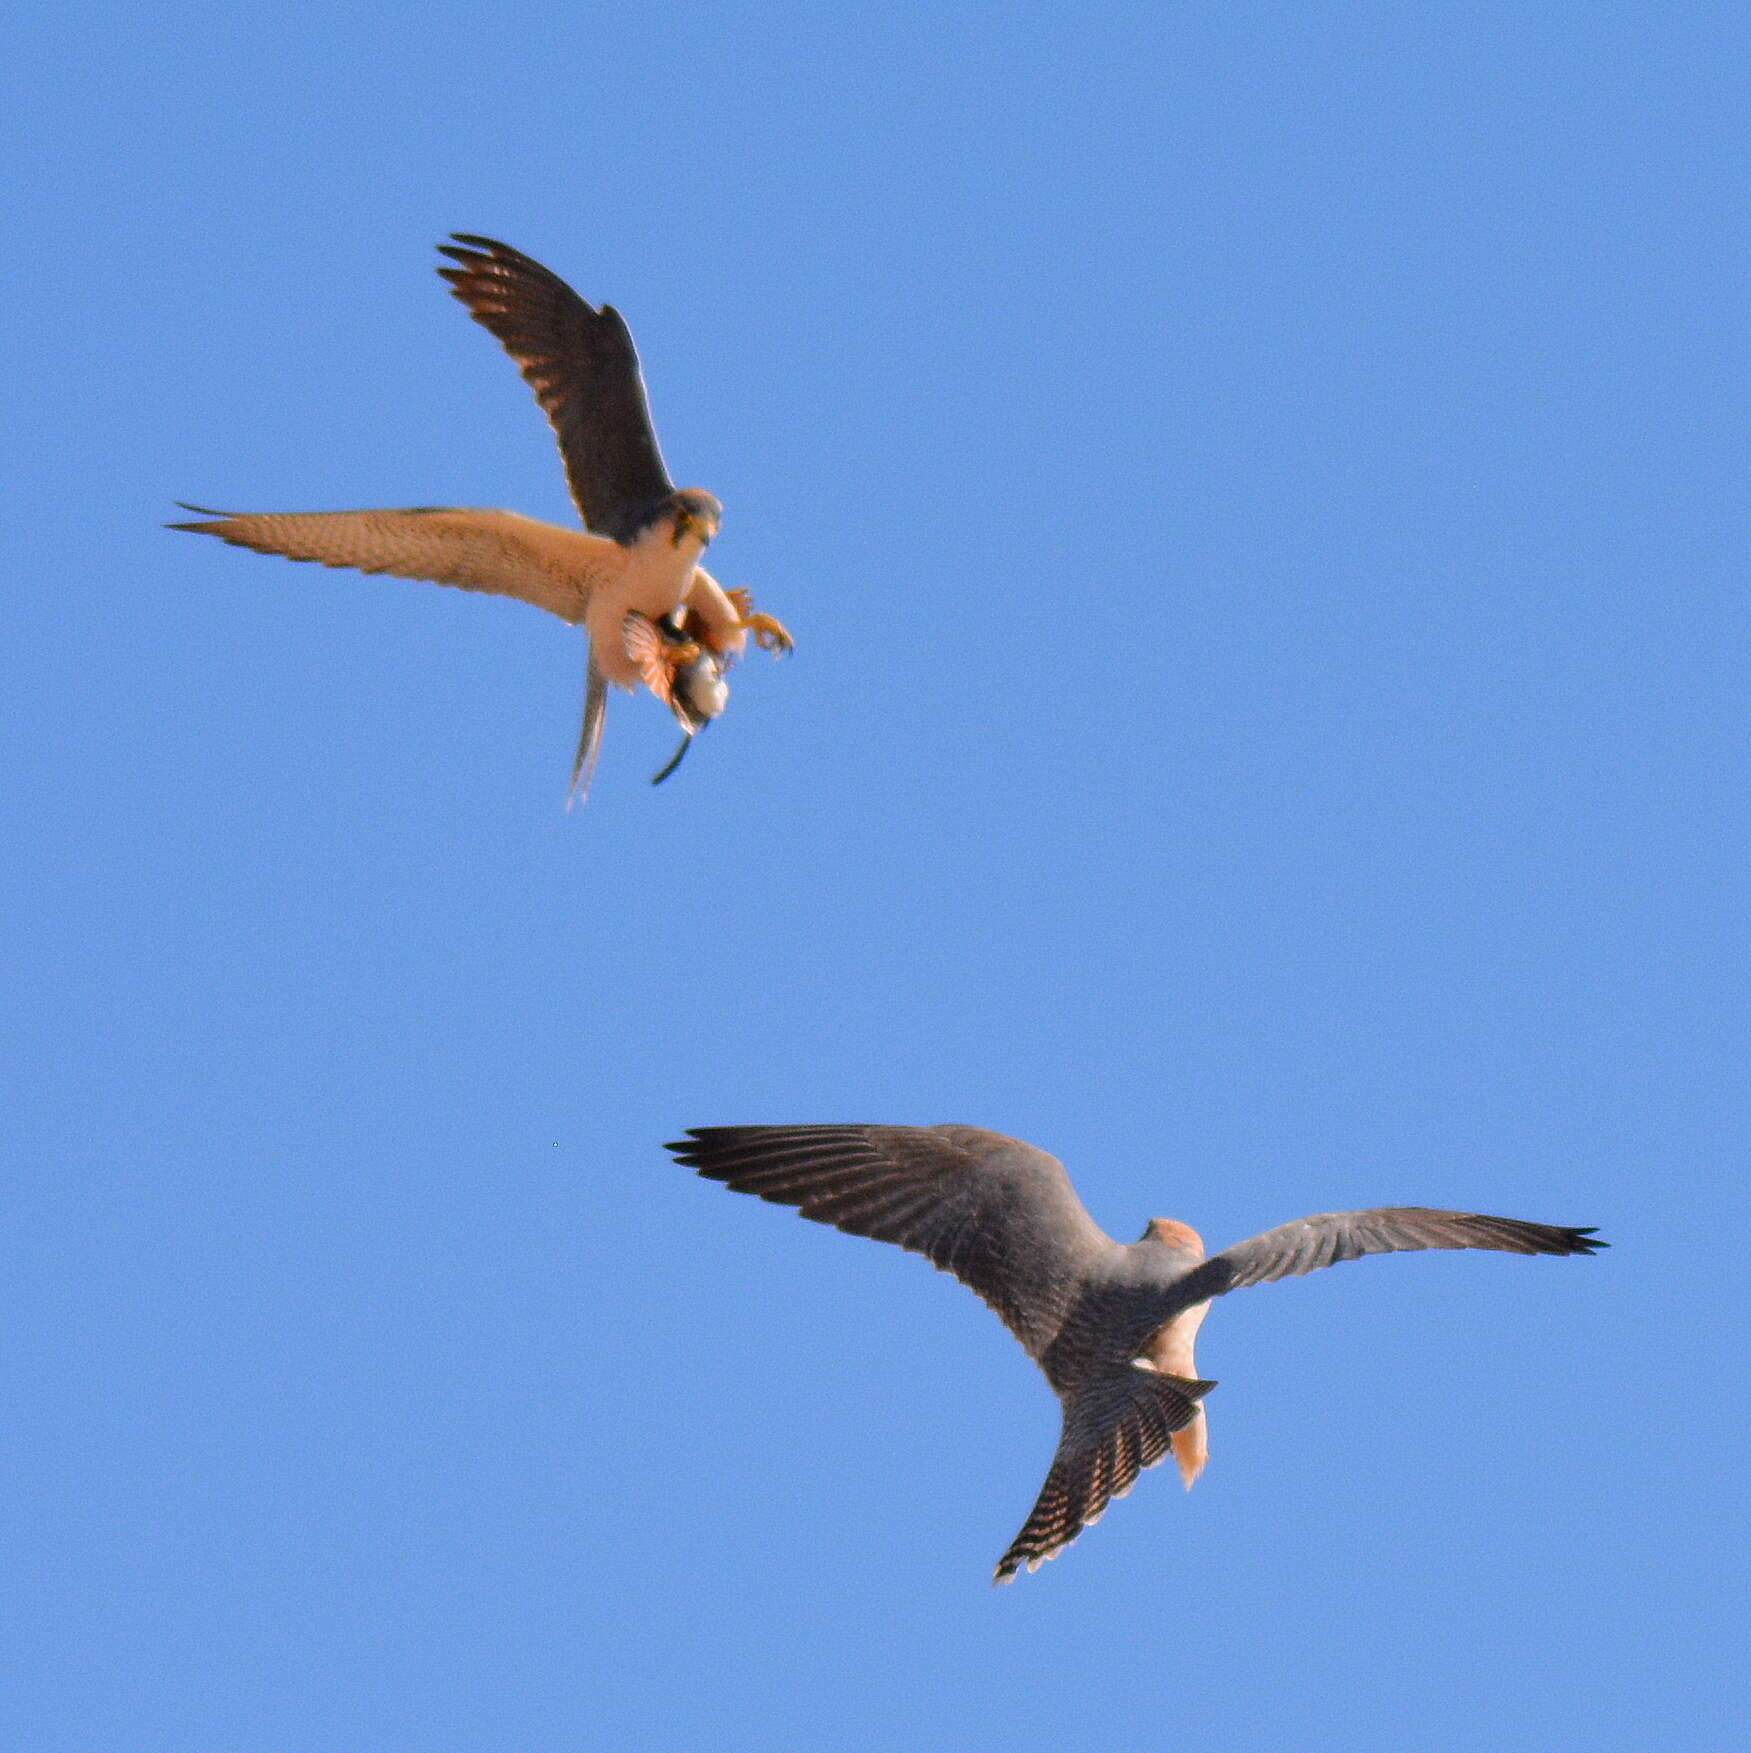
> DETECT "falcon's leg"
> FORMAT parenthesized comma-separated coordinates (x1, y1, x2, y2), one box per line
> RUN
(742, 612, 794, 655)
(725, 588, 794, 656)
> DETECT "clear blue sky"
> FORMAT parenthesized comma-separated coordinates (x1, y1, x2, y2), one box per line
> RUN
(4, 2, 1742, 1748)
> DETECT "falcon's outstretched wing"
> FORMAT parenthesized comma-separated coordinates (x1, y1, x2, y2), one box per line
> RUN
(1170, 1208, 1605, 1309)
(437, 235, 674, 543)
(667, 1126, 1117, 1357)
(169, 505, 618, 623)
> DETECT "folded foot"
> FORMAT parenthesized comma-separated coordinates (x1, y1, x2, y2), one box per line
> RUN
(724, 589, 794, 656)
(744, 611, 794, 655)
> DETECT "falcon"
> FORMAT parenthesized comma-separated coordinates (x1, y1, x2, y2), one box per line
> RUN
(667, 1125, 1605, 1583)
(172, 234, 791, 802)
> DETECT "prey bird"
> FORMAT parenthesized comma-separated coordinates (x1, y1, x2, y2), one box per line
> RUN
(667, 1124, 1605, 1583)
(172, 235, 791, 802)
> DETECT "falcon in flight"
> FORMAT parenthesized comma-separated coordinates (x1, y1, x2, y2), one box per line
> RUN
(173, 234, 791, 802)
(667, 1125, 1605, 1583)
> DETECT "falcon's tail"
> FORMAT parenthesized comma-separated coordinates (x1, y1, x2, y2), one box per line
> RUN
(568, 652, 609, 808)
(994, 1366, 1216, 1584)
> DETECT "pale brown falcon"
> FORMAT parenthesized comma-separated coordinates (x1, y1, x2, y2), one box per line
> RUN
(667, 1125, 1605, 1583)
(172, 235, 791, 803)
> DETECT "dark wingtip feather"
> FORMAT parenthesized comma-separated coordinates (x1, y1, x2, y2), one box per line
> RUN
(439, 235, 547, 279)
(665, 1128, 765, 1173)
(1516, 1222, 1607, 1256)
(436, 237, 513, 285)
(665, 1125, 864, 1156)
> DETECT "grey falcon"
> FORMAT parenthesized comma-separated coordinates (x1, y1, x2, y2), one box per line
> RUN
(172, 234, 792, 803)
(667, 1124, 1605, 1583)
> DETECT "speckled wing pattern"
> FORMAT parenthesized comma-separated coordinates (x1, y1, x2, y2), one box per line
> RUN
(437, 235, 675, 543)
(666, 1125, 1116, 1357)
(994, 1366, 1215, 1583)
(168, 505, 618, 623)
(1173, 1208, 1605, 1307)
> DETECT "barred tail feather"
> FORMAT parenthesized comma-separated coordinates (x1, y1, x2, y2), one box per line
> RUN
(994, 1368, 1216, 1584)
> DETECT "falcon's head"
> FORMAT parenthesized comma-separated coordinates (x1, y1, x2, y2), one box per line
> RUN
(664, 489, 723, 548)
(1141, 1218, 1205, 1257)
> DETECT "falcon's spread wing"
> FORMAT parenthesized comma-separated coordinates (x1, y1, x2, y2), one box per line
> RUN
(1170, 1208, 1606, 1308)
(668, 1125, 1117, 1357)
(438, 235, 674, 543)
(169, 506, 619, 624)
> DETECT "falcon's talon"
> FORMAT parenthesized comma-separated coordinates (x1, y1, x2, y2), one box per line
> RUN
(742, 612, 794, 655)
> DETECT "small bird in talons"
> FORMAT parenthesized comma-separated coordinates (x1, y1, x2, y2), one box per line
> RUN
(666, 1125, 1606, 1583)
(170, 234, 792, 804)
(623, 609, 730, 786)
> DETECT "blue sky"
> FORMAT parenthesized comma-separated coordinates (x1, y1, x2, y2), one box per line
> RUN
(4, 2, 1743, 1748)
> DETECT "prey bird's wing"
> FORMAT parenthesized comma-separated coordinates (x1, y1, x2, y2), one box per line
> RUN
(668, 1125, 1117, 1357)
(621, 613, 678, 707)
(170, 506, 618, 624)
(1171, 1208, 1606, 1308)
(437, 235, 674, 543)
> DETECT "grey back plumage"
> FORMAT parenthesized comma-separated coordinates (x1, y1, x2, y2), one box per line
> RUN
(438, 235, 676, 544)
